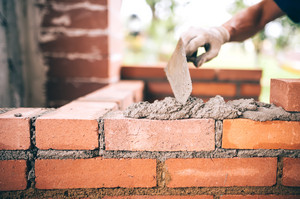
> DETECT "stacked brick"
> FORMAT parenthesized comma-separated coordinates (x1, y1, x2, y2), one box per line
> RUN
(40, 0, 123, 107)
(0, 79, 299, 198)
(121, 65, 262, 102)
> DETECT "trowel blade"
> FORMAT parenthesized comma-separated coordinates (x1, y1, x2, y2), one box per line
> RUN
(164, 38, 192, 104)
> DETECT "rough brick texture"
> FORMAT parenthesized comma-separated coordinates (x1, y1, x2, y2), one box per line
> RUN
(42, 0, 123, 107)
(165, 158, 277, 187)
(282, 158, 300, 187)
(0, 160, 27, 191)
(103, 196, 213, 199)
(35, 158, 156, 189)
(0, 108, 46, 150)
(104, 112, 215, 151)
(223, 119, 300, 149)
(36, 101, 117, 150)
(270, 78, 300, 112)
(77, 80, 144, 110)
(220, 196, 299, 199)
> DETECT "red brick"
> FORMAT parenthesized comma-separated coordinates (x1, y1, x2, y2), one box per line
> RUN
(40, 35, 111, 54)
(192, 82, 236, 97)
(47, 80, 107, 101)
(36, 101, 117, 150)
(218, 69, 262, 81)
(0, 108, 46, 150)
(35, 158, 156, 189)
(189, 68, 217, 80)
(103, 196, 213, 199)
(48, 0, 107, 5)
(0, 160, 27, 191)
(104, 112, 215, 151)
(222, 119, 300, 149)
(166, 158, 277, 187)
(46, 57, 120, 79)
(220, 196, 299, 199)
(78, 85, 134, 110)
(147, 82, 172, 95)
(270, 79, 300, 112)
(106, 80, 144, 102)
(121, 65, 166, 79)
(240, 84, 261, 97)
(42, 9, 108, 29)
(282, 158, 300, 187)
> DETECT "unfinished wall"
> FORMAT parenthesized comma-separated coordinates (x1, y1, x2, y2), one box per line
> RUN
(40, 0, 123, 107)
(0, 79, 299, 198)
(121, 65, 262, 102)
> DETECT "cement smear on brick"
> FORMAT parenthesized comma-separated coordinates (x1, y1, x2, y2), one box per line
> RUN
(124, 95, 300, 121)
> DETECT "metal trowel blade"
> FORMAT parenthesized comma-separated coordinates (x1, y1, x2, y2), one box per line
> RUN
(164, 38, 192, 104)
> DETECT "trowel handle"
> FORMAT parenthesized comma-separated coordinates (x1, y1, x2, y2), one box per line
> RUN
(186, 51, 198, 67)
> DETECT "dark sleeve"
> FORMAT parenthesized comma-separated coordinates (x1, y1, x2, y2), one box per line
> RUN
(273, 0, 300, 23)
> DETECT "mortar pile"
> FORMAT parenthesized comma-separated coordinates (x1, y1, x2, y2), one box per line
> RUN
(124, 95, 300, 121)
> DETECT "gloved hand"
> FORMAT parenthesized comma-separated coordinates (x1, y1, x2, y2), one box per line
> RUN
(181, 26, 230, 67)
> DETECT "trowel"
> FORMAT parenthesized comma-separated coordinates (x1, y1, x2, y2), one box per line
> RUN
(164, 38, 192, 104)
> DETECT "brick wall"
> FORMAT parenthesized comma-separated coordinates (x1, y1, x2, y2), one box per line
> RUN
(40, 0, 123, 107)
(1, 79, 299, 198)
(121, 65, 262, 102)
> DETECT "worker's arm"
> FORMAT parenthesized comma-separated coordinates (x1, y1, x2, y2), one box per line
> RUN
(182, 0, 285, 67)
(223, 0, 285, 41)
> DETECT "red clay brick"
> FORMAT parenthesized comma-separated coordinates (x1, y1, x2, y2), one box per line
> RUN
(223, 119, 300, 149)
(220, 195, 299, 199)
(147, 81, 237, 98)
(270, 79, 300, 112)
(78, 85, 134, 110)
(36, 101, 117, 150)
(35, 158, 156, 189)
(217, 69, 262, 81)
(47, 80, 107, 101)
(0, 108, 47, 150)
(189, 68, 217, 80)
(48, 0, 107, 5)
(282, 158, 300, 187)
(42, 9, 108, 29)
(121, 65, 166, 79)
(40, 35, 111, 54)
(147, 82, 172, 95)
(46, 57, 120, 79)
(104, 112, 215, 151)
(107, 80, 144, 102)
(166, 158, 277, 187)
(0, 160, 27, 191)
(192, 82, 236, 97)
(240, 83, 261, 97)
(103, 196, 213, 199)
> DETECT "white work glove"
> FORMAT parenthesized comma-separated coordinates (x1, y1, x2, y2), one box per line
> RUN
(181, 26, 230, 67)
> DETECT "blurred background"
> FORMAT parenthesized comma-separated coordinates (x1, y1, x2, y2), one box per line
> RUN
(0, 0, 299, 108)
(121, 0, 300, 103)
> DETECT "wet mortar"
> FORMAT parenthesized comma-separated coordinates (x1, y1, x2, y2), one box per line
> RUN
(124, 95, 300, 121)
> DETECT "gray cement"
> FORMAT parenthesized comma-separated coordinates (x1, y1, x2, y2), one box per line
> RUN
(124, 95, 300, 121)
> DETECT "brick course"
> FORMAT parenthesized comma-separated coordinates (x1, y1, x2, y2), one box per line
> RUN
(166, 158, 277, 187)
(0, 160, 27, 191)
(36, 101, 117, 150)
(35, 158, 156, 189)
(222, 119, 300, 149)
(0, 108, 47, 150)
(282, 158, 300, 187)
(104, 113, 215, 151)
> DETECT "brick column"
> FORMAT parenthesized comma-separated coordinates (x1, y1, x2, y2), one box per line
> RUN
(40, 0, 123, 107)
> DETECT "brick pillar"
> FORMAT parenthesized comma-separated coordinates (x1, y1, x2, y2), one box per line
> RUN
(40, 0, 123, 107)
